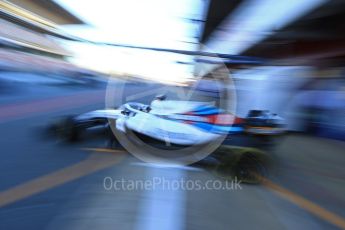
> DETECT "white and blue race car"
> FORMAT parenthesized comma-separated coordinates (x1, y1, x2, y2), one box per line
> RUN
(47, 96, 284, 183)
(50, 96, 244, 144)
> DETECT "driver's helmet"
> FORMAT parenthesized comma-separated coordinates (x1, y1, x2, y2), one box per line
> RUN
(151, 94, 166, 110)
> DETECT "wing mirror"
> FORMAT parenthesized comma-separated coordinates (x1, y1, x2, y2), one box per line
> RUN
(154, 94, 167, 101)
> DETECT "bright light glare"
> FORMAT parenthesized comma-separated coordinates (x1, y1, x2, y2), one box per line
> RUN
(55, 0, 204, 82)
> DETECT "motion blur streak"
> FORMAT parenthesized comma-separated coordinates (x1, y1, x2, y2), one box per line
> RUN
(81, 148, 125, 153)
(262, 178, 345, 229)
(0, 90, 104, 123)
(1, 0, 345, 229)
(0, 151, 125, 208)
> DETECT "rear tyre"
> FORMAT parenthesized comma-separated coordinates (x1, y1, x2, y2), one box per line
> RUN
(234, 152, 268, 183)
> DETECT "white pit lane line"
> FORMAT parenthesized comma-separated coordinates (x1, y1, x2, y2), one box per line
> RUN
(135, 167, 186, 230)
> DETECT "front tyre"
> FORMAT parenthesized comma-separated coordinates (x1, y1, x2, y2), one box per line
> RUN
(52, 116, 81, 142)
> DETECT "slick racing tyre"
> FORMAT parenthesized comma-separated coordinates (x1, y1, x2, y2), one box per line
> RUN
(50, 116, 81, 142)
(234, 151, 268, 184)
(213, 146, 270, 184)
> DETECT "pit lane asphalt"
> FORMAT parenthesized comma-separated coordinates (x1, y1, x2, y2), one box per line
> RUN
(0, 74, 344, 230)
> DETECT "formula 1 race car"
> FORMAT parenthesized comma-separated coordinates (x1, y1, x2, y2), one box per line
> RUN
(48, 97, 284, 143)
(47, 96, 284, 183)
(49, 96, 242, 144)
